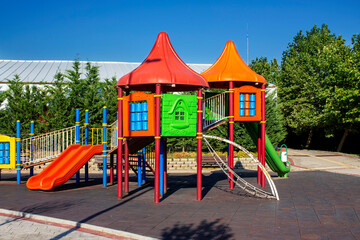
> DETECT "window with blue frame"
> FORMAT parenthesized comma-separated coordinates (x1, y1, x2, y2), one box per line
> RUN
(239, 93, 256, 117)
(130, 101, 148, 131)
(0, 142, 10, 165)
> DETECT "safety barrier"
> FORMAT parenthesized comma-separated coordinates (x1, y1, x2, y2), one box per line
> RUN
(203, 92, 228, 130)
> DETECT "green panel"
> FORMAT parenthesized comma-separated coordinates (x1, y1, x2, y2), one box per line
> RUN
(161, 94, 197, 137)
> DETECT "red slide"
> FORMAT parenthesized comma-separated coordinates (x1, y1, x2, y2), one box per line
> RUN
(26, 144, 102, 190)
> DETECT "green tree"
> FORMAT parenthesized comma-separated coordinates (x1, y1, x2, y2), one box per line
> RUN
(321, 34, 360, 151)
(250, 57, 286, 146)
(278, 24, 358, 149)
(45, 72, 71, 130)
(249, 57, 280, 84)
(101, 76, 119, 124)
(1, 75, 47, 135)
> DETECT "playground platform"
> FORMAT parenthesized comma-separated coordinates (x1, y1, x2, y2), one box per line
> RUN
(0, 149, 359, 239)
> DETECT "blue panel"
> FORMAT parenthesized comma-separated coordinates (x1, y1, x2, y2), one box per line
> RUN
(0, 143, 4, 151)
(250, 94, 256, 101)
(136, 103, 141, 112)
(240, 102, 245, 109)
(240, 109, 245, 116)
(142, 122, 148, 131)
(142, 102, 148, 112)
(0, 151, 4, 164)
(5, 143, 10, 150)
(250, 109, 255, 116)
(240, 94, 245, 101)
(130, 103, 136, 113)
(135, 112, 141, 121)
(130, 113, 135, 122)
(136, 122, 142, 131)
(5, 151, 9, 164)
(250, 102, 255, 109)
(142, 112, 148, 121)
(130, 122, 135, 131)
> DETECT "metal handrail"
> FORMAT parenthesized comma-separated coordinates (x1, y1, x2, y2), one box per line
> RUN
(203, 92, 228, 130)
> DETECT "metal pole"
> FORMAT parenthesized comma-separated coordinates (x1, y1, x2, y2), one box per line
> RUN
(75, 109, 80, 184)
(110, 153, 114, 185)
(117, 88, 123, 199)
(30, 121, 34, 177)
(137, 150, 142, 186)
(257, 122, 262, 185)
(103, 106, 107, 187)
(154, 84, 161, 203)
(84, 110, 89, 182)
(142, 147, 146, 184)
(160, 138, 164, 196)
(102, 106, 107, 187)
(261, 84, 266, 187)
(229, 82, 234, 189)
(124, 138, 129, 193)
(197, 89, 203, 200)
(16, 120, 21, 184)
(163, 138, 167, 194)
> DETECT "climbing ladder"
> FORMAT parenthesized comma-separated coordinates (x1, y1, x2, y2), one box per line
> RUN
(203, 134, 279, 200)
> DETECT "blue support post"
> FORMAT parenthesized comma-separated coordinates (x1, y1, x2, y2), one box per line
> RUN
(84, 110, 89, 182)
(137, 150, 142, 186)
(30, 121, 34, 177)
(160, 138, 164, 196)
(75, 109, 80, 184)
(142, 147, 146, 184)
(102, 106, 107, 187)
(16, 120, 21, 184)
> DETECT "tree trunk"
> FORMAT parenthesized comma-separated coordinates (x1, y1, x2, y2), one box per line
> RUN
(337, 128, 349, 152)
(305, 128, 313, 149)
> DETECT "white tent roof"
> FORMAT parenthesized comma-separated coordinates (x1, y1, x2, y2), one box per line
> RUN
(0, 60, 211, 83)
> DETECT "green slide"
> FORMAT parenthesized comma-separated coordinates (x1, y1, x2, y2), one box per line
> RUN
(244, 122, 290, 177)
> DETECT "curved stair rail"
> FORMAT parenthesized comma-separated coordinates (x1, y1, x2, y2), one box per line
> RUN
(203, 134, 279, 200)
(21, 126, 80, 166)
(203, 92, 228, 131)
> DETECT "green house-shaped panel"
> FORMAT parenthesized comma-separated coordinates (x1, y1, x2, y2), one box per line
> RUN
(161, 94, 197, 137)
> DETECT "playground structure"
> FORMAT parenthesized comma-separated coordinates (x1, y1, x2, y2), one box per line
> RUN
(0, 32, 290, 203)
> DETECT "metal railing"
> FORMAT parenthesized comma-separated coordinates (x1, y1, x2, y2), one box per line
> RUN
(203, 92, 228, 130)
(21, 126, 79, 166)
(109, 120, 118, 149)
(20, 125, 106, 166)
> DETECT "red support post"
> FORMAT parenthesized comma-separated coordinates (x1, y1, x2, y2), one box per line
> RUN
(117, 88, 123, 199)
(154, 84, 161, 203)
(257, 122, 262, 185)
(197, 89, 203, 201)
(229, 82, 234, 189)
(124, 139, 129, 193)
(110, 153, 114, 185)
(164, 137, 167, 194)
(261, 84, 266, 187)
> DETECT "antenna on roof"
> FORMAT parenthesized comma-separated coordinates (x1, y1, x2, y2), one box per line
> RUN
(247, 24, 249, 65)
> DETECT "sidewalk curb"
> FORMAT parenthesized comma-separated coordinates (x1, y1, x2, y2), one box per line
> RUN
(0, 208, 158, 240)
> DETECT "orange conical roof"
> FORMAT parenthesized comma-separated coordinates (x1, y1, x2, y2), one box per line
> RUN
(116, 32, 209, 92)
(201, 41, 266, 88)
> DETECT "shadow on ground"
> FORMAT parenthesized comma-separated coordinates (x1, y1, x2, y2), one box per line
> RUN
(161, 219, 233, 240)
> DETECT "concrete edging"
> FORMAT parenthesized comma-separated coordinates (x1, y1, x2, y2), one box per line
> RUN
(0, 208, 158, 240)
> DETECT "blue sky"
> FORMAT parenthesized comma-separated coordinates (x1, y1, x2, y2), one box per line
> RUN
(1, 0, 359, 64)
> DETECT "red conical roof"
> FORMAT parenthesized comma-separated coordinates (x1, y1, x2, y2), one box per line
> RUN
(201, 41, 266, 89)
(116, 32, 209, 92)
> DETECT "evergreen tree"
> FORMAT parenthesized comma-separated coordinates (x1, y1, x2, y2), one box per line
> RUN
(45, 72, 71, 130)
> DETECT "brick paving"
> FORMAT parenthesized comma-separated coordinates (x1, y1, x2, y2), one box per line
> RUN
(0, 149, 359, 239)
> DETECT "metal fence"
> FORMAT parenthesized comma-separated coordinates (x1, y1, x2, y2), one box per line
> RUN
(203, 92, 228, 130)
(21, 126, 79, 166)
